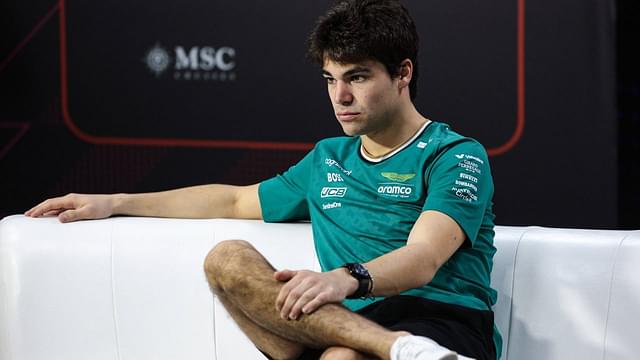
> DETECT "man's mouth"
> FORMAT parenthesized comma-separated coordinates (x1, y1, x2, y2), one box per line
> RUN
(336, 112, 361, 121)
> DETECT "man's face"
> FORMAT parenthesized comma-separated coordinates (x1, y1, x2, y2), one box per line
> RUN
(322, 59, 402, 137)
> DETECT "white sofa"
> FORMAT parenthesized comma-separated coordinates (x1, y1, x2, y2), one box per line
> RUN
(1, 215, 639, 360)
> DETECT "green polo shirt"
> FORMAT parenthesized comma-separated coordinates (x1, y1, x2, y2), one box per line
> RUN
(259, 121, 501, 358)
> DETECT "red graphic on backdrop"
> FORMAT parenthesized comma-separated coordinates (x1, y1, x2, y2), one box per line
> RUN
(0, 122, 31, 160)
(58, 0, 525, 156)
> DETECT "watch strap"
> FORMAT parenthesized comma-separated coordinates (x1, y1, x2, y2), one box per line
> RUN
(342, 263, 372, 299)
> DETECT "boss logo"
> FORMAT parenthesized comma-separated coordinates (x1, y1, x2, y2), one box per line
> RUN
(321, 187, 348, 198)
(327, 173, 344, 182)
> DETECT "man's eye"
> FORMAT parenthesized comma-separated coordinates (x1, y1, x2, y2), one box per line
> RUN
(351, 75, 366, 83)
(324, 77, 336, 84)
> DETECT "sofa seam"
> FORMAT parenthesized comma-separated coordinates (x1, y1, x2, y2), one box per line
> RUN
(601, 233, 628, 360)
(0, 217, 15, 360)
(504, 226, 528, 360)
(211, 222, 219, 360)
(109, 219, 122, 360)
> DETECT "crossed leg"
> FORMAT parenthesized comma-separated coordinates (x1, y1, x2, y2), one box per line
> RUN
(203, 239, 403, 360)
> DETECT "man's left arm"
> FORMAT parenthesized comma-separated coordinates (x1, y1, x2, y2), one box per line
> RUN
(275, 209, 464, 320)
(364, 209, 465, 297)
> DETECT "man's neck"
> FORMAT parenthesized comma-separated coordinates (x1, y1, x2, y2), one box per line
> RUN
(360, 106, 428, 159)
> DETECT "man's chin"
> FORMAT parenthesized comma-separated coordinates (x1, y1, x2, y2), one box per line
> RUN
(339, 124, 363, 137)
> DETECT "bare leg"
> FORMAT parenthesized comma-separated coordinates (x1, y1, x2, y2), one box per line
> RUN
(215, 289, 305, 359)
(320, 346, 375, 360)
(203, 240, 403, 359)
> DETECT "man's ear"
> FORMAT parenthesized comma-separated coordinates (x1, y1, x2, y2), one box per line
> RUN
(397, 59, 413, 90)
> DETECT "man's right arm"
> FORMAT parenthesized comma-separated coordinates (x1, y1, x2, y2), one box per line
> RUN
(24, 183, 262, 223)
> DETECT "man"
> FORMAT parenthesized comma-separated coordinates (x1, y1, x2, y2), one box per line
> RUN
(26, 1, 500, 359)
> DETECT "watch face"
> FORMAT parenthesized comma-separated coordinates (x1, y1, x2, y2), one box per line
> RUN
(350, 263, 369, 278)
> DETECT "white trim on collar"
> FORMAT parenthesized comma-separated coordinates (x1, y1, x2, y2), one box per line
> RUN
(360, 120, 431, 163)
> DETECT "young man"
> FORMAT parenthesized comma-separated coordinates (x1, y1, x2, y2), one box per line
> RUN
(26, 1, 500, 359)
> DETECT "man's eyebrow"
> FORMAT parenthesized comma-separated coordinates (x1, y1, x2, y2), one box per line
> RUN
(322, 66, 372, 78)
(344, 67, 371, 77)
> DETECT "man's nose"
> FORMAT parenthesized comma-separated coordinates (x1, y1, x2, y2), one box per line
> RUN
(334, 81, 353, 105)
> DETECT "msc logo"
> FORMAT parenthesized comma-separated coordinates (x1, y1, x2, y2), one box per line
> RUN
(321, 187, 348, 198)
(144, 43, 237, 81)
(175, 46, 236, 71)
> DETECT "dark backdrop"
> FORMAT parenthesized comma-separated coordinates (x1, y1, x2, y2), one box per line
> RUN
(2, 0, 636, 229)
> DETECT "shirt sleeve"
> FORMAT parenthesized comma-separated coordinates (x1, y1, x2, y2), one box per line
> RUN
(258, 149, 315, 222)
(422, 140, 494, 244)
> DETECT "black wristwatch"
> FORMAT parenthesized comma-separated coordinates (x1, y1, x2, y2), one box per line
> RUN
(342, 263, 373, 299)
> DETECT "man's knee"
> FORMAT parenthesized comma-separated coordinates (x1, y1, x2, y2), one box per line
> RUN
(203, 239, 253, 289)
(319, 346, 367, 360)
(263, 346, 305, 360)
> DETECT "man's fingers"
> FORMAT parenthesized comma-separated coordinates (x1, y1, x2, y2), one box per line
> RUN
(58, 208, 88, 223)
(42, 209, 64, 217)
(274, 269, 298, 312)
(25, 199, 51, 216)
(274, 269, 296, 282)
(275, 272, 298, 312)
(280, 285, 305, 320)
(275, 285, 290, 313)
(289, 289, 321, 320)
(301, 292, 329, 315)
(277, 273, 311, 318)
(26, 196, 76, 217)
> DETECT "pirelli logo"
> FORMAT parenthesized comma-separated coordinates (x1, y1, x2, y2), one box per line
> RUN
(321, 187, 348, 198)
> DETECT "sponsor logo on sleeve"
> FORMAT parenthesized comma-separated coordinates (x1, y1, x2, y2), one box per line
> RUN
(457, 159, 482, 175)
(455, 180, 478, 192)
(452, 187, 478, 202)
(452, 170, 482, 202)
(455, 153, 484, 164)
(459, 173, 478, 183)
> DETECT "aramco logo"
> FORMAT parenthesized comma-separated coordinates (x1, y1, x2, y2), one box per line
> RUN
(144, 43, 237, 81)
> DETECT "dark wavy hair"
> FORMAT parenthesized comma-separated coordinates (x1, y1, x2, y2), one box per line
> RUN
(307, 0, 420, 100)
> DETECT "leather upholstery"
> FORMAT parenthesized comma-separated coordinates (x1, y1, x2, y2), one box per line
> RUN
(1, 215, 638, 359)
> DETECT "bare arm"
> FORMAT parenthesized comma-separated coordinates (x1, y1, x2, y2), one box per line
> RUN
(275, 210, 465, 319)
(364, 210, 465, 296)
(25, 183, 262, 222)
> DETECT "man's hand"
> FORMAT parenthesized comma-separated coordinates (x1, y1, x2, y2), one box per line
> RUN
(25, 193, 116, 223)
(274, 268, 358, 320)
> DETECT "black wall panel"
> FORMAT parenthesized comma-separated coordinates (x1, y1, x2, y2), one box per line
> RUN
(1, 0, 627, 228)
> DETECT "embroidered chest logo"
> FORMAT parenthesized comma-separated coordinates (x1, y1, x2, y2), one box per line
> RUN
(377, 172, 416, 199)
(380, 172, 415, 182)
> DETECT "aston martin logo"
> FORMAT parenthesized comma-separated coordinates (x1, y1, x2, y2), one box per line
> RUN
(380, 172, 416, 182)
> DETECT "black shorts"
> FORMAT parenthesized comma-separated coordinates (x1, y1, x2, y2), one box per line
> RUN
(296, 295, 496, 360)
